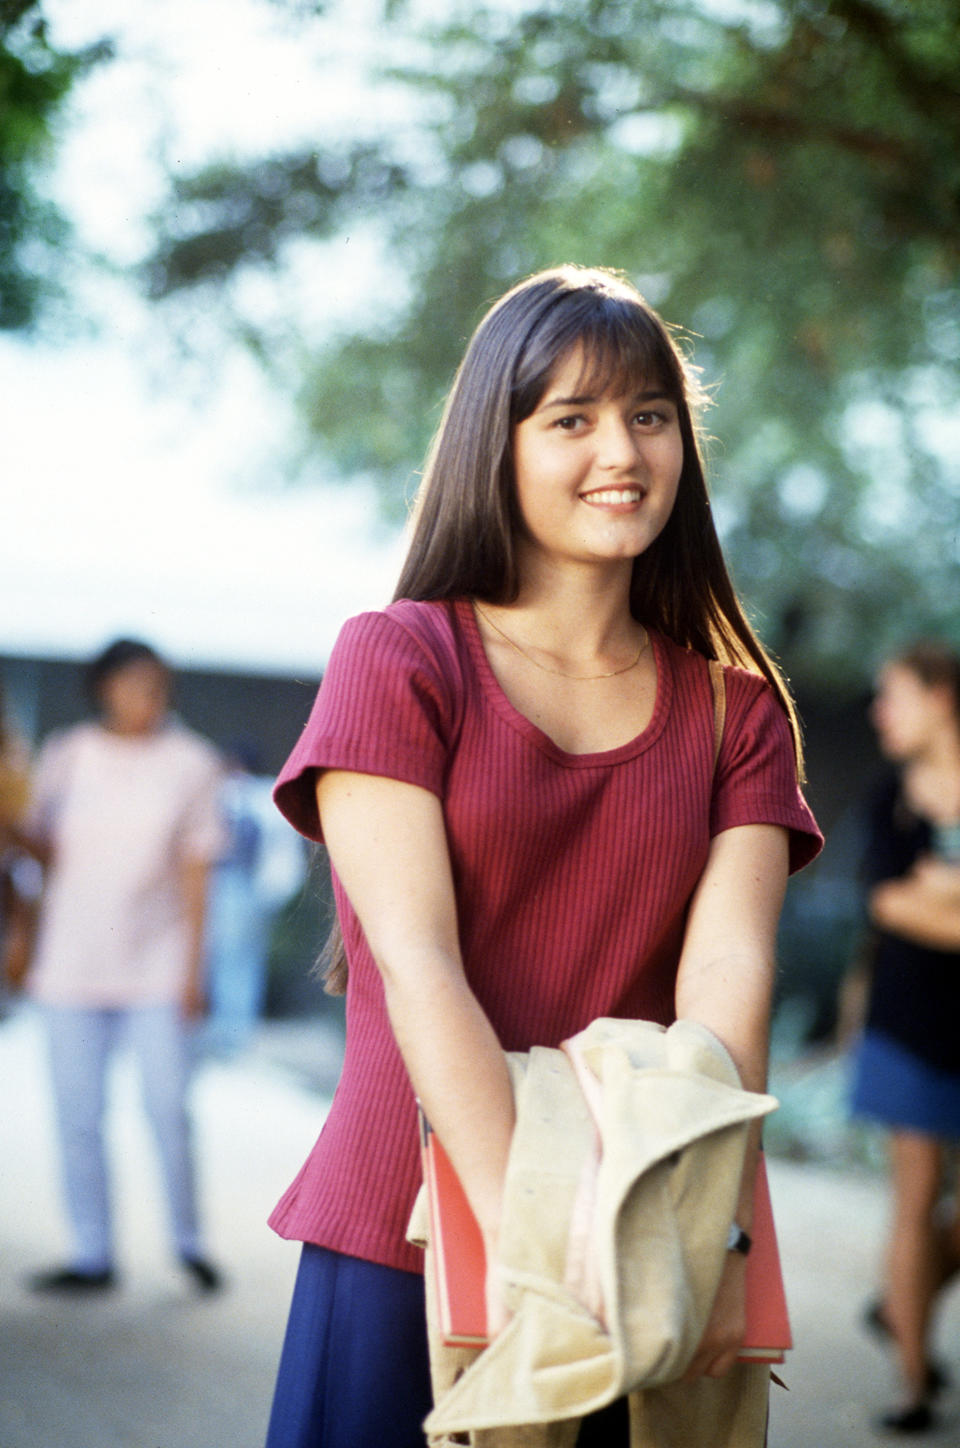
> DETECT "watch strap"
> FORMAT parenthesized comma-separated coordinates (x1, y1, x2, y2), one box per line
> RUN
(726, 1223, 752, 1255)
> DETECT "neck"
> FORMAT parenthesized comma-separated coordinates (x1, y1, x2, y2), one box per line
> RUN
(483, 558, 639, 662)
(101, 719, 162, 739)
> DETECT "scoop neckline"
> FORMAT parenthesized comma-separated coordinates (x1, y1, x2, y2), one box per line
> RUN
(455, 597, 672, 768)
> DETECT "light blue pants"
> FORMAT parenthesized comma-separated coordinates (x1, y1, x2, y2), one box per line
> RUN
(206, 867, 270, 1052)
(42, 1002, 202, 1272)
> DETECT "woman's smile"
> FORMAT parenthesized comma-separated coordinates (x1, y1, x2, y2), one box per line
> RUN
(579, 484, 647, 509)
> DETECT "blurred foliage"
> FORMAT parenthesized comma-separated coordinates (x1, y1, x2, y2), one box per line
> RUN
(0, 1, 111, 329)
(142, 0, 960, 690)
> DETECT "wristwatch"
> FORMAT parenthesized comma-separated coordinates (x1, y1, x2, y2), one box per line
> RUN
(726, 1223, 752, 1255)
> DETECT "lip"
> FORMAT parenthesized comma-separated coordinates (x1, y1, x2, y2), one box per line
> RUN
(579, 485, 646, 508)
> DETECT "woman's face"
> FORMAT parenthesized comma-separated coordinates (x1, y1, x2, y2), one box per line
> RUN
(99, 660, 170, 736)
(870, 663, 949, 761)
(510, 346, 683, 579)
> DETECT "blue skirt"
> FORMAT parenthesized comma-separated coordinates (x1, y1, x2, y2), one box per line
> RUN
(851, 1030, 960, 1136)
(265, 1245, 433, 1448)
(264, 1244, 629, 1447)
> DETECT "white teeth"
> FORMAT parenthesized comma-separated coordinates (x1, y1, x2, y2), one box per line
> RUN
(583, 488, 642, 505)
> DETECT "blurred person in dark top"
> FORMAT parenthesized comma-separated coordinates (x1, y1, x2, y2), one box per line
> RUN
(851, 641, 960, 1435)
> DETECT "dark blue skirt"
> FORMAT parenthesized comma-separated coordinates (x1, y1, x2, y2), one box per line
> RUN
(851, 1030, 960, 1136)
(264, 1244, 629, 1447)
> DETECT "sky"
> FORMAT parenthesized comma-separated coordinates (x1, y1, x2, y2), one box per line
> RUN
(1, 0, 409, 678)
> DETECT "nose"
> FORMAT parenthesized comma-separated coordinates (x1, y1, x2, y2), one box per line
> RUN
(596, 413, 641, 471)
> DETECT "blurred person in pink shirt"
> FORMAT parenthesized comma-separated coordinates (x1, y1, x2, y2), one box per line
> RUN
(18, 638, 226, 1294)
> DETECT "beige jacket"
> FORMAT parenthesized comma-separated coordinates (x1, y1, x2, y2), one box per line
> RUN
(408, 1017, 778, 1448)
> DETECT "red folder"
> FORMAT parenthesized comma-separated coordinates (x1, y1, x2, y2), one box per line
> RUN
(419, 1111, 791, 1362)
(419, 1111, 489, 1346)
(737, 1156, 792, 1363)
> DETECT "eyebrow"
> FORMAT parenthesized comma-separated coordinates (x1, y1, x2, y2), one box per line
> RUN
(537, 388, 673, 410)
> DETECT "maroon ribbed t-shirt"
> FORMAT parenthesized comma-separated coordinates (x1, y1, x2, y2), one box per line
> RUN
(270, 598, 821, 1272)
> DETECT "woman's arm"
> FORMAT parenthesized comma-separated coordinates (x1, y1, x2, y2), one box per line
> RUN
(674, 822, 790, 1379)
(179, 857, 211, 1018)
(870, 861, 960, 951)
(317, 769, 516, 1296)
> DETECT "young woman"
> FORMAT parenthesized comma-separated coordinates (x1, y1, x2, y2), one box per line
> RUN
(21, 639, 225, 1293)
(852, 642, 960, 1435)
(265, 265, 821, 1447)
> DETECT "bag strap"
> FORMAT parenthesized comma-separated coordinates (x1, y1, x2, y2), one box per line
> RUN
(708, 659, 726, 777)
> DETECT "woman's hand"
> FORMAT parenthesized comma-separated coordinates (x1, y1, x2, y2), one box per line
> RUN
(3, 823, 52, 867)
(683, 1251, 748, 1380)
(180, 975, 207, 1020)
(1, 909, 35, 990)
(869, 878, 909, 929)
(179, 856, 210, 1020)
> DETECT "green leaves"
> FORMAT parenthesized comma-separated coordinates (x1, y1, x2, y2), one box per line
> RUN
(143, 146, 411, 297)
(143, 0, 960, 686)
(0, 1, 111, 330)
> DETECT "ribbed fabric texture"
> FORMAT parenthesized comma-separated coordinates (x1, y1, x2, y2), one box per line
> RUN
(270, 598, 821, 1273)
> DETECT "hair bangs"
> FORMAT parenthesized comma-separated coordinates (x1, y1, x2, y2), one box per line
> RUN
(510, 287, 686, 424)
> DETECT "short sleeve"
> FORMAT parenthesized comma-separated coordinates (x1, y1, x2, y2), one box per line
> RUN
(174, 742, 227, 864)
(710, 671, 822, 874)
(273, 610, 456, 842)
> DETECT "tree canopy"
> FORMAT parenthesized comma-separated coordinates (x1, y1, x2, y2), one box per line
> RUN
(0, 0, 110, 329)
(143, 0, 960, 688)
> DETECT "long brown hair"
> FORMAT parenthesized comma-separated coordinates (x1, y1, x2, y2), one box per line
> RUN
(321, 265, 804, 992)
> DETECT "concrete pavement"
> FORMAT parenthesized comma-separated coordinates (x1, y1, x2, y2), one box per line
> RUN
(1, 1007, 958, 1447)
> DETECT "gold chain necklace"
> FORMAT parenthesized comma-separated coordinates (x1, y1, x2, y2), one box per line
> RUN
(474, 603, 648, 681)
